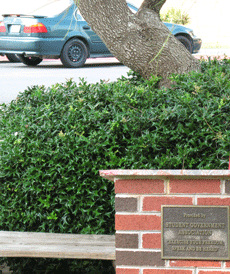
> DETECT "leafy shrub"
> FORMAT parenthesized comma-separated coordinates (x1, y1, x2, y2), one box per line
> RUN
(160, 7, 190, 25)
(0, 58, 230, 273)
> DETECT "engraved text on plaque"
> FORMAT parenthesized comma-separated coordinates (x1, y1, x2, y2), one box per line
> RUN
(162, 206, 229, 260)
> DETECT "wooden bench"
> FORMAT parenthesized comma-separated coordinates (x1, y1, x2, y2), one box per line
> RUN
(0, 231, 115, 260)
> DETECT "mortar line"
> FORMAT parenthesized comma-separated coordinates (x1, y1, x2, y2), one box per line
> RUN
(221, 179, 225, 195)
(165, 179, 170, 195)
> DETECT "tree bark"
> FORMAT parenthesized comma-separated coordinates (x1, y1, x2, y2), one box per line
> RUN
(78, 0, 201, 87)
(139, 0, 167, 15)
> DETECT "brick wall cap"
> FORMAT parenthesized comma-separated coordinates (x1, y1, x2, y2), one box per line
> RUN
(99, 170, 230, 181)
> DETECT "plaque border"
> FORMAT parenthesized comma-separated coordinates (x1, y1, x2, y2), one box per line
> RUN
(161, 205, 230, 260)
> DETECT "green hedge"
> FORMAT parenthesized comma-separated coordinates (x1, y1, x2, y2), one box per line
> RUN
(0, 58, 230, 273)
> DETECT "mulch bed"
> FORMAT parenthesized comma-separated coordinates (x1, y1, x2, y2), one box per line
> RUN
(194, 54, 230, 60)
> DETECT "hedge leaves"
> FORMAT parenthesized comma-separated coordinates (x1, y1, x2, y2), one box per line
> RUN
(0, 58, 230, 273)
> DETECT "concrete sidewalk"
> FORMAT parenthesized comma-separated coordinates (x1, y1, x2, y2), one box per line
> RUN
(194, 48, 230, 56)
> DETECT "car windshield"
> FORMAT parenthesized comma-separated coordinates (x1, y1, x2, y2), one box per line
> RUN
(27, 0, 73, 17)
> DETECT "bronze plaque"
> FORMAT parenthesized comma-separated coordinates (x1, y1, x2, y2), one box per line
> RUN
(162, 206, 229, 260)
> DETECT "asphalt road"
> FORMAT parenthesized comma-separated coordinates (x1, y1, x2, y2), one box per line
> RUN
(0, 57, 129, 104)
(1, 48, 230, 104)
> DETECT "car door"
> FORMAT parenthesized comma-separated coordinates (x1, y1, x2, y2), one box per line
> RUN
(74, 8, 110, 54)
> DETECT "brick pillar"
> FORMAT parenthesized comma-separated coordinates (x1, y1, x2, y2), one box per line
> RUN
(100, 170, 230, 274)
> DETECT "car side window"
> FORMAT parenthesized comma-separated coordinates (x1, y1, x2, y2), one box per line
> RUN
(74, 8, 85, 21)
(128, 6, 137, 13)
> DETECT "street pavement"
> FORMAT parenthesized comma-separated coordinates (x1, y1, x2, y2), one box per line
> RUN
(0, 48, 229, 105)
(194, 48, 230, 57)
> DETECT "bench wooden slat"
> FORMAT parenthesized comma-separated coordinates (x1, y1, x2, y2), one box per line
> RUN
(0, 231, 115, 260)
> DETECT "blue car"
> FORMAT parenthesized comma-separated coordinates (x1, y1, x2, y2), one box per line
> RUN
(0, 0, 202, 68)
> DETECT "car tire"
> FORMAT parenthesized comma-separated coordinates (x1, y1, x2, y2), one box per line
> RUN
(60, 38, 88, 68)
(6, 54, 21, 63)
(18, 55, 43, 66)
(176, 35, 192, 53)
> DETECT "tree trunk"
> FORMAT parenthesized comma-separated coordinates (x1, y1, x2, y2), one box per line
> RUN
(78, 0, 201, 87)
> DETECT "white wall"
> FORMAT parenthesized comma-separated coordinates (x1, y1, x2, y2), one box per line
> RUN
(1, 0, 143, 15)
(162, 0, 230, 46)
(0, 0, 142, 20)
(1, 0, 229, 47)
(1, 0, 72, 15)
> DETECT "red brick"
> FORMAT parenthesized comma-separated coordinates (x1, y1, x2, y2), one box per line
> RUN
(198, 197, 230, 206)
(116, 251, 164, 266)
(115, 197, 138, 212)
(198, 271, 230, 274)
(144, 270, 192, 274)
(226, 261, 230, 268)
(116, 233, 139, 249)
(143, 196, 193, 212)
(170, 260, 221, 267)
(117, 269, 140, 274)
(116, 214, 161, 231)
(115, 179, 164, 194)
(169, 179, 221, 194)
(142, 233, 161, 249)
(225, 180, 230, 194)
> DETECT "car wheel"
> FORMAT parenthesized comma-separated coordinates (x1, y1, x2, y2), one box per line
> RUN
(60, 38, 88, 68)
(6, 54, 21, 63)
(18, 55, 43, 66)
(176, 35, 192, 53)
